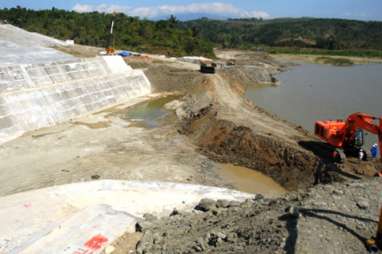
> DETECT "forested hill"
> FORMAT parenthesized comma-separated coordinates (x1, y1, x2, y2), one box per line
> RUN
(0, 7, 215, 57)
(183, 18, 382, 51)
(1, 7, 382, 57)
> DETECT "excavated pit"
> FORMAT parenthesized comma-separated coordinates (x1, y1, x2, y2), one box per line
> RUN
(181, 107, 327, 191)
(174, 71, 358, 191)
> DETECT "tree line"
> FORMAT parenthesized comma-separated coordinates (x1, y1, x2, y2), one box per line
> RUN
(1, 7, 382, 57)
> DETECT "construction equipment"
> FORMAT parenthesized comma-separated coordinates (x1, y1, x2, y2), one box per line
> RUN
(105, 19, 115, 55)
(315, 112, 382, 163)
(200, 60, 216, 74)
(315, 112, 382, 251)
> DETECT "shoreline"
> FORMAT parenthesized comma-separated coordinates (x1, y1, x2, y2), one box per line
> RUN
(271, 53, 382, 65)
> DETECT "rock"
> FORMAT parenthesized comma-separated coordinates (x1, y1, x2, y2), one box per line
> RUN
(206, 231, 227, 247)
(152, 233, 161, 244)
(104, 245, 116, 254)
(192, 238, 206, 252)
(143, 213, 157, 221)
(91, 174, 100, 180)
(356, 199, 369, 210)
(136, 241, 145, 254)
(169, 208, 180, 216)
(226, 232, 238, 243)
(135, 220, 153, 232)
(216, 199, 230, 208)
(164, 100, 184, 110)
(216, 232, 227, 240)
(195, 198, 216, 212)
(332, 189, 343, 195)
(211, 208, 221, 216)
(240, 199, 253, 209)
(254, 194, 264, 201)
(228, 200, 241, 208)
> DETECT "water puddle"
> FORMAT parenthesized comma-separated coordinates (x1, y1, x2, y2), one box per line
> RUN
(219, 163, 286, 197)
(119, 95, 179, 128)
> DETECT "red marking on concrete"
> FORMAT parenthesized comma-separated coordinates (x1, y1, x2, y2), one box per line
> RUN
(23, 203, 32, 208)
(84, 235, 108, 250)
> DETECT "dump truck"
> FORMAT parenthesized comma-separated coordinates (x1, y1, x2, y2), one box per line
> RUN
(200, 60, 216, 74)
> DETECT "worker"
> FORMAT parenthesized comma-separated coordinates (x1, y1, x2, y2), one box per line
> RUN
(371, 143, 379, 159)
(359, 149, 365, 160)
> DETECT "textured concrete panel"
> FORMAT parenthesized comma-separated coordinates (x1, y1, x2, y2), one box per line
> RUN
(0, 56, 151, 144)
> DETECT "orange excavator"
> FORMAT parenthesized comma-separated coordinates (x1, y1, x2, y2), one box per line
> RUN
(315, 112, 382, 250)
(315, 112, 382, 163)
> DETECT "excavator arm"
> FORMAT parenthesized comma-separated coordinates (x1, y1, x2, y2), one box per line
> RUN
(315, 112, 382, 160)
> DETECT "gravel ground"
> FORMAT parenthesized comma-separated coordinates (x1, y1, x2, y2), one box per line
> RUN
(130, 177, 382, 254)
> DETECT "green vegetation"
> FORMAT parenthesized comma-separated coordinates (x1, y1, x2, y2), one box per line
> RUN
(265, 47, 382, 58)
(0, 7, 214, 57)
(315, 57, 354, 66)
(1, 7, 382, 58)
(184, 18, 382, 52)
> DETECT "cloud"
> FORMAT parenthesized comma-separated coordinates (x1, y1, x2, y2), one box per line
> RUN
(72, 2, 270, 19)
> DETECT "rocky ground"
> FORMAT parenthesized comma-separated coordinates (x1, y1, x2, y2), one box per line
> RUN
(117, 177, 381, 254)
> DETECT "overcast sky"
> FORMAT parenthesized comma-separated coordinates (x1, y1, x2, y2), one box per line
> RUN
(1, 0, 382, 21)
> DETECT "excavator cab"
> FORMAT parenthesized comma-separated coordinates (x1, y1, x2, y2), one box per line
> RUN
(354, 129, 365, 148)
(315, 113, 382, 163)
(343, 129, 367, 160)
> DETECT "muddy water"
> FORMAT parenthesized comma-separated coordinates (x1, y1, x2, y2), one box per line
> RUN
(121, 95, 178, 128)
(246, 63, 382, 150)
(219, 164, 286, 197)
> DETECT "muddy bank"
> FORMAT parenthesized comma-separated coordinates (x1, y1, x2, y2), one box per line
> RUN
(170, 72, 333, 191)
(180, 105, 323, 190)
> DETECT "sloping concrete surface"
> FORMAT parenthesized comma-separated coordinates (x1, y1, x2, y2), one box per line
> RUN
(0, 56, 151, 144)
(0, 24, 76, 64)
(0, 180, 254, 254)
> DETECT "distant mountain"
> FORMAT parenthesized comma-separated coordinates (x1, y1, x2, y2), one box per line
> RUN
(0, 7, 381, 58)
(182, 17, 382, 51)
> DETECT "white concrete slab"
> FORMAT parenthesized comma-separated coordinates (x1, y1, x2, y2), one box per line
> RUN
(102, 55, 132, 74)
(0, 180, 254, 254)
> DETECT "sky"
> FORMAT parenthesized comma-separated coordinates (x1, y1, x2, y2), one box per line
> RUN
(1, 0, 382, 21)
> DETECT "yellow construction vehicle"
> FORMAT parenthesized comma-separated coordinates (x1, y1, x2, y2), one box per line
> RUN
(105, 19, 116, 55)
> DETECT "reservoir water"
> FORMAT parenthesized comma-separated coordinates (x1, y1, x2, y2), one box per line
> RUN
(246, 63, 382, 150)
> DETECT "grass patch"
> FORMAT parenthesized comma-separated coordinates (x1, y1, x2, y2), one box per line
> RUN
(315, 57, 354, 66)
(266, 47, 382, 58)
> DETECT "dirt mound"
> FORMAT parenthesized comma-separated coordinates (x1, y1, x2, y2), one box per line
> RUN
(145, 65, 204, 93)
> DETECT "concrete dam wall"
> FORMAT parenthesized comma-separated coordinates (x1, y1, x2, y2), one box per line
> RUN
(0, 56, 151, 144)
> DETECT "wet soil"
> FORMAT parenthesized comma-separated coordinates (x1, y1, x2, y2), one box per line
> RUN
(114, 95, 179, 129)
